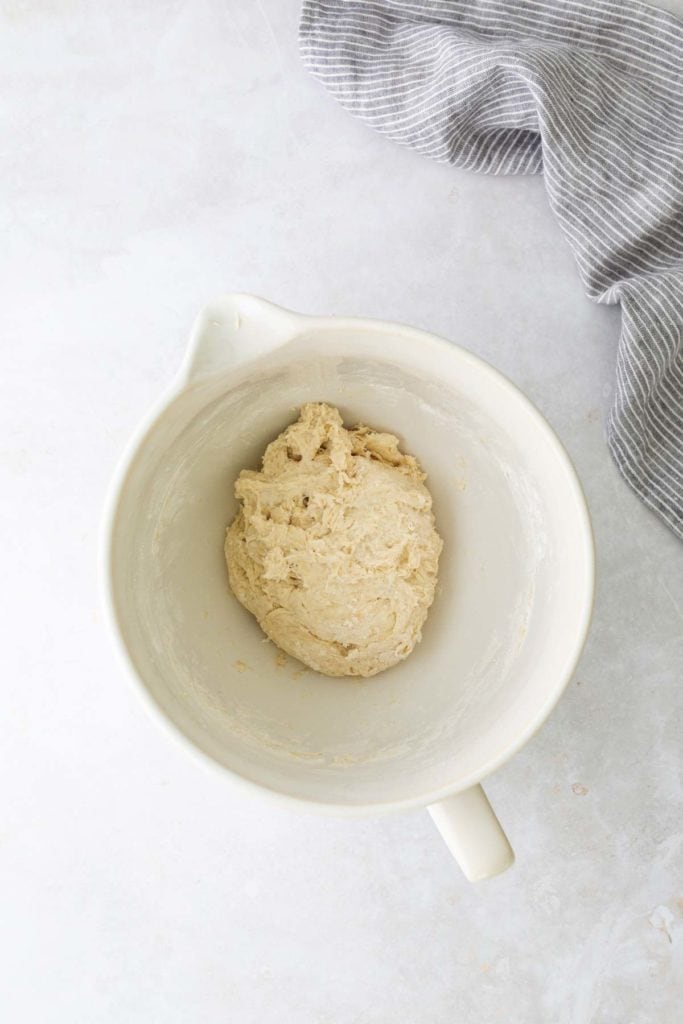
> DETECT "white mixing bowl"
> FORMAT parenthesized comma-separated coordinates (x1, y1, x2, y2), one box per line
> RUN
(103, 295, 594, 881)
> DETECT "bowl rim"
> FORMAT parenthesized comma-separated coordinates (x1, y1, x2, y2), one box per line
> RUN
(100, 301, 595, 816)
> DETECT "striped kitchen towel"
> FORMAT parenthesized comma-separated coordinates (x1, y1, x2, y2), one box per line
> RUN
(300, 0, 683, 538)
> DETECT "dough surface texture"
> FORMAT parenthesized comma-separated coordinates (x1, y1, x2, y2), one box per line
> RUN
(225, 403, 442, 677)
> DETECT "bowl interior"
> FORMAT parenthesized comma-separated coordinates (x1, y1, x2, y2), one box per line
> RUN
(109, 327, 592, 808)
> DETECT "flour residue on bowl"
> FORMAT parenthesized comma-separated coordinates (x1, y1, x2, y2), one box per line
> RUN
(122, 350, 555, 789)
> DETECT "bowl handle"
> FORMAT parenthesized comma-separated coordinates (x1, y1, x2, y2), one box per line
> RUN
(181, 293, 303, 382)
(428, 785, 514, 881)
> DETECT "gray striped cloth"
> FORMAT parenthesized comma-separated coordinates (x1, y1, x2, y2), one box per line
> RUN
(300, 0, 683, 538)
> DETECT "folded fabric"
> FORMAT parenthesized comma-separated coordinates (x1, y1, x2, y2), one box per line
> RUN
(300, 0, 683, 538)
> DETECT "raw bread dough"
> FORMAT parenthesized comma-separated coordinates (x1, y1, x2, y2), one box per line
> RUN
(225, 403, 443, 677)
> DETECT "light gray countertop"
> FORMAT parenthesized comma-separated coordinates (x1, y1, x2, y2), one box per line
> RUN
(2, 3, 682, 1022)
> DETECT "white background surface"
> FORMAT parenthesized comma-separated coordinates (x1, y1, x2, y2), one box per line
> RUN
(2, 2, 683, 1022)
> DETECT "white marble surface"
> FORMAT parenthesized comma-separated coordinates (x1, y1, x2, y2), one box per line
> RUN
(2, 3, 682, 1022)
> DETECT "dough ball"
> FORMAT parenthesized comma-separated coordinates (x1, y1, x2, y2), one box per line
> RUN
(225, 403, 443, 678)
